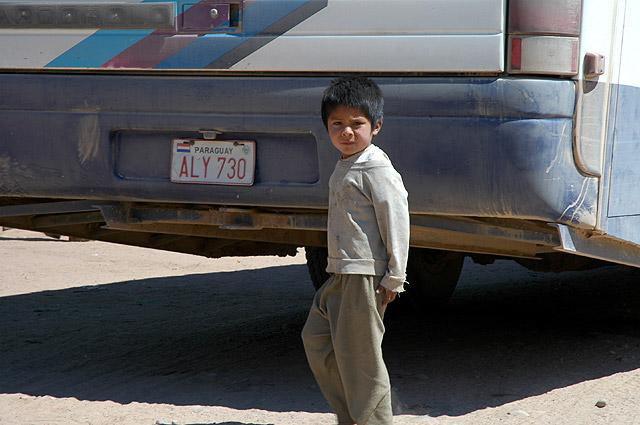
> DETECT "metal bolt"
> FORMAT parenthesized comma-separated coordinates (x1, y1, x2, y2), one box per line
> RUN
(210, 8, 219, 19)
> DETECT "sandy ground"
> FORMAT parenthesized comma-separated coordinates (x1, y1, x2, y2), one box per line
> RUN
(2, 228, 640, 425)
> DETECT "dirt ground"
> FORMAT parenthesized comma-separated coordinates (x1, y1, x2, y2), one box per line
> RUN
(2, 228, 640, 425)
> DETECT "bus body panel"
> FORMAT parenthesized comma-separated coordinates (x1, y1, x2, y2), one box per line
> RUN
(595, 0, 640, 247)
(0, 0, 505, 72)
(607, 0, 640, 218)
(228, 0, 504, 72)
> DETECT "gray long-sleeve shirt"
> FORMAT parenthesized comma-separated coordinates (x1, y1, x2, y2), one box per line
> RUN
(326, 144, 410, 292)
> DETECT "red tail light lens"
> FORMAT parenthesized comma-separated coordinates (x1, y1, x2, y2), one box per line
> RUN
(510, 37, 522, 70)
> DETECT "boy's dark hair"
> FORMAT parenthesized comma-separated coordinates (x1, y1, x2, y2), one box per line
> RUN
(321, 76, 384, 129)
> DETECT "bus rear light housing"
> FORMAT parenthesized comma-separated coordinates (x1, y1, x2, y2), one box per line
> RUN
(507, 0, 582, 76)
(508, 35, 579, 76)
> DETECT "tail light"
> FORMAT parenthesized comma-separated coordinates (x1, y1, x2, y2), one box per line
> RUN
(507, 0, 582, 76)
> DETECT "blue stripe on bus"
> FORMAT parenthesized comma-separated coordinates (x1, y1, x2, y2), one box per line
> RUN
(46, 0, 186, 68)
(47, 30, 153, 68)
(156, 0, 312, 69)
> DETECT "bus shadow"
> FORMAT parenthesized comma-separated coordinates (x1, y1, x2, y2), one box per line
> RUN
(1, 260, 640, 417)
(0, 264, 327, 412)
(386, 260, 640, 417)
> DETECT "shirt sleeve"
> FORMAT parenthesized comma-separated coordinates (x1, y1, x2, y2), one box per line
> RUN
(363, 165, 410, 292)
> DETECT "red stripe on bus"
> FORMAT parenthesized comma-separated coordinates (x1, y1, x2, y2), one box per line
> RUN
(103, 0, 231, 68)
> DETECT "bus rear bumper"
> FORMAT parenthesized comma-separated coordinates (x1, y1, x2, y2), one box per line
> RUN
(0, 74, 594, 230)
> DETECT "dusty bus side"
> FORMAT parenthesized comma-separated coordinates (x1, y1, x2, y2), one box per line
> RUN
(0, 0, 639, 307)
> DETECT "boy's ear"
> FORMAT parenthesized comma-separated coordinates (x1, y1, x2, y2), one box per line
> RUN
(372, 119, 383, 136)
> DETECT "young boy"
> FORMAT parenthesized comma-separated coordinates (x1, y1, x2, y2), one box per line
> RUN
(302, 77, 410, 425)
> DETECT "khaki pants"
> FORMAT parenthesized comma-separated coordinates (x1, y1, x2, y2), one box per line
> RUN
(302, 274, 392, 425)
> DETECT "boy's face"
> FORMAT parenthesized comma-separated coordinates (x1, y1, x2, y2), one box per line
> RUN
(327, 105, 382, 158)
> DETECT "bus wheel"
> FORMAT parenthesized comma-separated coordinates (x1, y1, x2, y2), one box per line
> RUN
(405, 248, 464, 310)
(305, 246, 330, 290)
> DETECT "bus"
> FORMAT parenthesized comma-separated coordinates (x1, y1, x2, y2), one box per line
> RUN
(0, 0, 638, 307)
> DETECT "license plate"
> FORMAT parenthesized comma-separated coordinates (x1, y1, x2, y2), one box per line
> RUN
(170, 139, 255, 186)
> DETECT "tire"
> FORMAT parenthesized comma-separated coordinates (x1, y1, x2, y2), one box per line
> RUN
(405, 248, 464, 310)
(305, 246, 331, 290)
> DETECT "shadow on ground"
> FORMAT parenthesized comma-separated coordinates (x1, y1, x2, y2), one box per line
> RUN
(1, 258, 640, 417)
(157, 423, 268, 425)
(0, 236, 65, 242)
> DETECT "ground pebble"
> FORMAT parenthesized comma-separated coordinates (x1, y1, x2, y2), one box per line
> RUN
(596, 400, 607, 408)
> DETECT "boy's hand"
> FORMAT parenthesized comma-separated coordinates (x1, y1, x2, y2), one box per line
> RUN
(375, 284, 397, 306)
